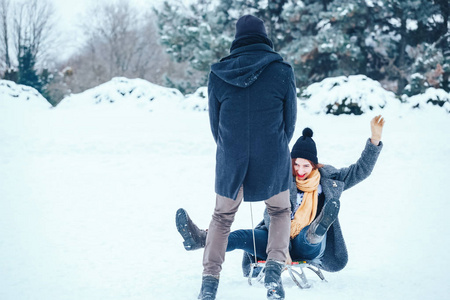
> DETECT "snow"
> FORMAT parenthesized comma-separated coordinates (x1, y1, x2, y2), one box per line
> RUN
(429, 14, 444, 25)
(57, 77, 184, 112)
(183, 86, 209, 111)
(406, 87, 450, 113)
(388, 18, 401, 28)
(365, 0, 375, 8)
(0, 80, 53, 110)
(406, 19, 418, 31)
(299, 75, 399, 115)
(316, 19, 331, 31)
(1, 77, 450, 300)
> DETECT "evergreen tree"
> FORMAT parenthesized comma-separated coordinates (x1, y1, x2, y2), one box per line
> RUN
(435, 0, 449, 92)
(407, 39, 445, 95)
(440, 32, 450, 92)
(279, 0, 328, 86)
(154, 0, 289, 91)
(17, 45, 41, 91)
(154, 1, 235, 89)
(17, 44, 57, 104)
(322, 0, 371, 75)
(279, 0, 372, 86)
(280, 0, 445, 93)
(367, 0, 439, 93)
(154, 0, 447, 95)
(230, 0, 289, 50)
(404, 73, 428, 96)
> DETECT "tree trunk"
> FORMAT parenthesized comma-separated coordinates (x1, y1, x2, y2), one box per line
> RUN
(0, 0, 10, 69)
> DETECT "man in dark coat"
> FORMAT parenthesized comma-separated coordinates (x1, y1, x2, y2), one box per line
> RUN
(199, 15, 297, 300)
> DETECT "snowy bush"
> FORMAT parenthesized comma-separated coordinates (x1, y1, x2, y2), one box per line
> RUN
(0, 80, 52, 110)
(57, 77, 184, 111)
(183, 86, 208, 111)
(406, 88, 450, 113)
(8, 76, 449, 115)
(299, 75, 398, 115)
(403, 73, 429, 96)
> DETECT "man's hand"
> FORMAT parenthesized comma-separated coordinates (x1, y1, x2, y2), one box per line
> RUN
(370, 115, 385, 146)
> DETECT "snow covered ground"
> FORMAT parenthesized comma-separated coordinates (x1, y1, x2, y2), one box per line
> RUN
(1, 78, 450, 300)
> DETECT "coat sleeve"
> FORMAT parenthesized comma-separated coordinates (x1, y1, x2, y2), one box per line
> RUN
(283, 67, 297, 142)
(334, 139, 383, 191)
(208, 73, 220, 143)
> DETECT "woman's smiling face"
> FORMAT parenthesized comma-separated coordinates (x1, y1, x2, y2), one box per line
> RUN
(293, 158, 313, 180)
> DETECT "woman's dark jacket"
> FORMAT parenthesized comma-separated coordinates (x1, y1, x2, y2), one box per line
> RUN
(243, 139, 383, 272)
(208, 43, 297, 202)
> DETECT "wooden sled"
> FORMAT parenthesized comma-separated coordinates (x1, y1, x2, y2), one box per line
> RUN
(247, 260, 327, 289)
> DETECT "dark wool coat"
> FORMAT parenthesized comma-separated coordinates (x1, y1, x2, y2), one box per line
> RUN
(243, 139, 383, 272)
(208, 43, 297, 201)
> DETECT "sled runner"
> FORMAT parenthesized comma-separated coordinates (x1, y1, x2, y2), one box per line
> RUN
(244, 203, 329, 290)
(247, 260, 327, 289)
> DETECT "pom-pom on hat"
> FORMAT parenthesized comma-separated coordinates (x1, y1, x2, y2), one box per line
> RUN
(235, 15, 268, 39)
(291, 128, 318, 164)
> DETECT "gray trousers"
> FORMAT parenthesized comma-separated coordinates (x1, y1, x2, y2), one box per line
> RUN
(202, 187, 291, 276)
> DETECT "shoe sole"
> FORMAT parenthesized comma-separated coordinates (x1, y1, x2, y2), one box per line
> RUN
(264, 262, 285, 299)
(315, 201, 340, 236)
(267, 290, 284, 300)
(266, 283, 285, 299)
(175, 208, 196, 250)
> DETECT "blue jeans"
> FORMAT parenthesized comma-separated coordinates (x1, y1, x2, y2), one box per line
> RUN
(227, 225, 324, 261)
(226, 229, 269, 260)
(290, 225, 324, 260)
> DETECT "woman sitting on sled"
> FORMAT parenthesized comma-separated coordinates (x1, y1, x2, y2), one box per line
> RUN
(176, 115, 385, 280)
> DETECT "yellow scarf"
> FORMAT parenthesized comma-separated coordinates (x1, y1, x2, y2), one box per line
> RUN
(290, 169, 321, 239)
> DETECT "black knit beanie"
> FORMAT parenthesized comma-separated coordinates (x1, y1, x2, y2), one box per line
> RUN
(235, 15, 267, 39)
(291, 128, 318, 164)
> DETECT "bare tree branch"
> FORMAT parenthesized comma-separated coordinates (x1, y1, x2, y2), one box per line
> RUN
(66, 0, 173, 92)
(12, 0, 58, 68)
(0, 0, 11, 69)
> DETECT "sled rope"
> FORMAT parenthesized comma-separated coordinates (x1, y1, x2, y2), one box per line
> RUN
(249, 202, 258, 265)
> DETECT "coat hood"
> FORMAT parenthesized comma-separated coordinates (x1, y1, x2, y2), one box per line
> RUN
(210, 43, 285, 88)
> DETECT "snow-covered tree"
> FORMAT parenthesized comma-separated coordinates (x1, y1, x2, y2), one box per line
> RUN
(230, 0, 289, 50)
(154, 1, 234, 88)
(434, 0, 449, 92)
(279, 0, 373, 87)
(154, 0, 290, 90)
(155, 0, 447, 95)
(365, 0, 441, 93)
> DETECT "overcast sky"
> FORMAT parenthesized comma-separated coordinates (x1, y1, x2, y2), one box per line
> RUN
(50, 0, 159, 33)
(46, 0, 164, 61)
(6, 0, 192, 62)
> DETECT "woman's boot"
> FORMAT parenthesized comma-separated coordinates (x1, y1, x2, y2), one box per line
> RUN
(306, 200, 340, 244)
(176, 208, 207, 250)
